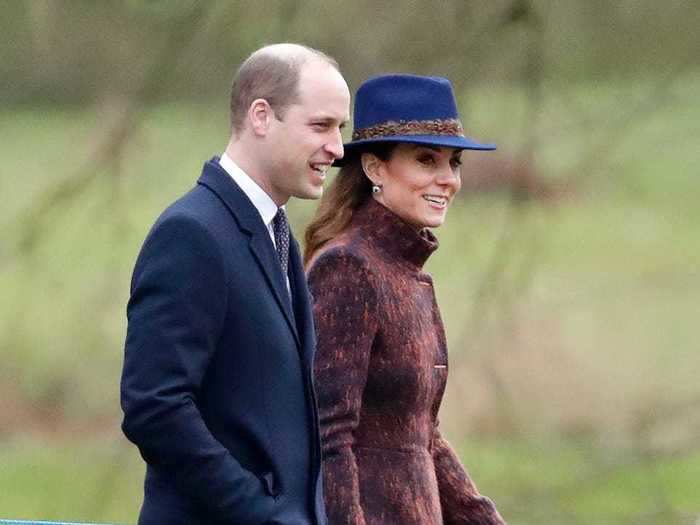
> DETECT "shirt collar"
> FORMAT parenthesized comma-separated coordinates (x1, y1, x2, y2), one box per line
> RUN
(219, 152, 280, 227)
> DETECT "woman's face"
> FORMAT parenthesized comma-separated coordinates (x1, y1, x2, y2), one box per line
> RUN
(364, 143, 462, 229)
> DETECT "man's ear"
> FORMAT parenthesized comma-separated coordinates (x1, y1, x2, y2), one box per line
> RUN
(361, 152, 383, 186)
(248, 98, 273, 137)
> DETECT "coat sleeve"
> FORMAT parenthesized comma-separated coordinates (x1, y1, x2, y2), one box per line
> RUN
(432, 425, 507, 525)
(120, 214, 277, 524)
(308, 248, 378, 525)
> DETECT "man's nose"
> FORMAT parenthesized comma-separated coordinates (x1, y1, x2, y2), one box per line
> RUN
(325, 128, 345, 160)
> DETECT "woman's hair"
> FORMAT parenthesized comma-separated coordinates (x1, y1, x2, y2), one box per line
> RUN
(304, 142, 397, 264)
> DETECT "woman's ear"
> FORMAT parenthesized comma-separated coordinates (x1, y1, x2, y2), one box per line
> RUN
(361, 153, 382, 186)
(248, 98, 273, 136)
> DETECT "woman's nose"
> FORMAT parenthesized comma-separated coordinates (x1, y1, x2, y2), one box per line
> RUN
(437, 165, 461, 189)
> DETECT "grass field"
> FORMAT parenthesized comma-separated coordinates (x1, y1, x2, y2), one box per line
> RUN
(1, 72, 699, 523)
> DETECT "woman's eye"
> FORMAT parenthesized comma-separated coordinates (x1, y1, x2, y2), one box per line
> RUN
(450, 158, 463, 168)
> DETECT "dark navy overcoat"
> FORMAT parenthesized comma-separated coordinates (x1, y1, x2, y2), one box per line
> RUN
(121, 158, 325, 525)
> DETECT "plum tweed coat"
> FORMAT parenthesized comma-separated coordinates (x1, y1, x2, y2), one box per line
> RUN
(307, 198, 506, 525)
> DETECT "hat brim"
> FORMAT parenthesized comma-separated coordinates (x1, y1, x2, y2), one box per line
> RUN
(333, 135, 496, 167)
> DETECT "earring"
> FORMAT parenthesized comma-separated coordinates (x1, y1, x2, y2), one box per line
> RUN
(372, 184, 382, 194)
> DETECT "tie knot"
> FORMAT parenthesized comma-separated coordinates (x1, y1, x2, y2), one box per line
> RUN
(273, 207, 288, 230)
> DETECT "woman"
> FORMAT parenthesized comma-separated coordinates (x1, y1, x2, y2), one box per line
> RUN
(305, 74, 506, 525)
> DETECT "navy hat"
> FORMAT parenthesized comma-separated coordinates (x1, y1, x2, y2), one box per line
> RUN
(336, 74, 495, 166)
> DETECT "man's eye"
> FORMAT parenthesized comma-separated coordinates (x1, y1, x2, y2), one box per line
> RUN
(311, 122, 329, 130)
(451, 158, 463, 168)
(418, 155, 435, 165)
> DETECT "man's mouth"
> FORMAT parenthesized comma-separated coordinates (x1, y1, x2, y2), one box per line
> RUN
(310, 163, 331, 178)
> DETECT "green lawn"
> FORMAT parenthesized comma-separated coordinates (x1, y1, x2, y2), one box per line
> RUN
(1, 72, 699, 523)
(1, 437, 697, 524)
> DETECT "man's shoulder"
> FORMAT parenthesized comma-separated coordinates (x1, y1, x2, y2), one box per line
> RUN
(160, 184, 210, 216)
(134, 189, 238, 260)
(154, 182, 236, 229)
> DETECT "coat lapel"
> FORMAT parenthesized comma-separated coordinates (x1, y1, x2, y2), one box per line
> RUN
(288, 236, 315, 366)
(197, 158, 300, 347)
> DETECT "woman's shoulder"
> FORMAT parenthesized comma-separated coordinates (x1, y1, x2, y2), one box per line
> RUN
(306, 235, 374, 281)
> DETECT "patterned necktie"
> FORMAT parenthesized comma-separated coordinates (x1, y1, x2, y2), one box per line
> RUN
(272, 208, 290, 278)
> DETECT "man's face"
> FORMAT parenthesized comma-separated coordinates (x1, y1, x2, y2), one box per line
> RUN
(264, 60, 350, 204)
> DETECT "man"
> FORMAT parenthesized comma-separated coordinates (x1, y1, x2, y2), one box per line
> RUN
(120, 43, 350, 525)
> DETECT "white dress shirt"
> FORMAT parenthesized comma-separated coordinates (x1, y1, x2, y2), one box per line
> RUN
(218, 153, 291, 293)
(219, 152, 280, 247)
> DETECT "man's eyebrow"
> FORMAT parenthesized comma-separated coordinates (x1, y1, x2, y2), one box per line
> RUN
(309, 115, 351, 128)
(309, 115, 342, 123)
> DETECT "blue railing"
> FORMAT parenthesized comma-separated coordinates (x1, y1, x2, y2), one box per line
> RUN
(0, 521, 118, 525)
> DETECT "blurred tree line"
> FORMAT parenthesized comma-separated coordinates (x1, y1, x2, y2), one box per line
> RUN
(2, 2, 700, 522)
(3, 0, 699, 106)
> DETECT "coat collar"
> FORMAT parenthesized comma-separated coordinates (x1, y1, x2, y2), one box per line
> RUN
(351, 198, 438, 270)
(218, 152, 279, 229)
(198, 157, 269, 236)
(197, 157, 301, 348)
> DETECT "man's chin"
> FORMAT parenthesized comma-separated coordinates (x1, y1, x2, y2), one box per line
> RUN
(295, 186, 324, 200)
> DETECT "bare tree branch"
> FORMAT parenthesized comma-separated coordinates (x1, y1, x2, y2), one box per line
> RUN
(3, 2, 215, 260)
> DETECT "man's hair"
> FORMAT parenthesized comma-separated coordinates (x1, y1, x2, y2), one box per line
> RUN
(229, 44, 339, 134)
